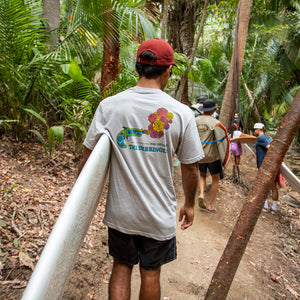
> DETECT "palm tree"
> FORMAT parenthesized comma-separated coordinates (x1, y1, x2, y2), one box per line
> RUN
(176, 0, 210, 104)
(239, 0, 300, 132)
(219, 0, 253, 131)
(66, 0, 157, 98)
(43, 0, 60, 48)
(168, 0, 202, 105)
(0, 0, 158, 138)
(0, 0, 48, 129)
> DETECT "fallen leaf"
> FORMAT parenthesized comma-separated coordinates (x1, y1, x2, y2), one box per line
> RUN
(19, 251, 34, 270)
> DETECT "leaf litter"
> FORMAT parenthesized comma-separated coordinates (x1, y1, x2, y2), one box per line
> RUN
(0, 134, 299, 299)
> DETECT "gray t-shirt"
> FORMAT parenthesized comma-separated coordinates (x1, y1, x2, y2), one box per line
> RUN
(84, 86, 204, 240)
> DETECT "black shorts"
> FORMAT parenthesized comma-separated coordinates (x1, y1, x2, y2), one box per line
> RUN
(199, 160, 222, 175)
(108, 228, 177, 270)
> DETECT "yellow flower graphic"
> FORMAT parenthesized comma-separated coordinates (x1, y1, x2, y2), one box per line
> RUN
(153, 120, 165, 132)
(167, 112, 174, 120)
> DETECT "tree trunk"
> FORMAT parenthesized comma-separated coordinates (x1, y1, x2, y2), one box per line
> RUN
(43, 0, 60, 49)
(244, 82, 261, 122)
(168, 0, 199, 105)
(176, 0, 209, 103)
(160, 0, 169, 40)
(219, 0, 253, 130)
(205, 89, 300, 299)
(100, 6, 120, 99)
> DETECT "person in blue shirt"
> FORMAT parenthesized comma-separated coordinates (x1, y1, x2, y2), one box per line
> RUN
(253, 123, 278, 211)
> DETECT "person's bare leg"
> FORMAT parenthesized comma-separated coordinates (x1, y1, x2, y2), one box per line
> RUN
(236, 156, 241, 180)
(109, 259, 133, 300)
(207, 173, 220, 211)
(198, 172, 207, 208)
(271, 183, 278, 211)
(139, 267, 161, 300)
(199, 172, 206, 198)
(231, 154, 235, 165)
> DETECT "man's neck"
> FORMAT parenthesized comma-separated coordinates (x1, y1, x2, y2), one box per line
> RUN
(203, 111, 214, 116)
(137, 77, 163, 90)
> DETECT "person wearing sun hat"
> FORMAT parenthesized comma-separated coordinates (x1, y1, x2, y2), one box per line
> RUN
(195, 98, 224, 213)
(253, 122, 279, 212)
(79, 39, 204, 299)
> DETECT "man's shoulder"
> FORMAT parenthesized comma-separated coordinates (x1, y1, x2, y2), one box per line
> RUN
(256, 134, 271, 147)
(258, 134, 271, 141)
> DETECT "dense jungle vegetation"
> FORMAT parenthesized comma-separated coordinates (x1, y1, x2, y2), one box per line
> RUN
(0, 0, 299, 156)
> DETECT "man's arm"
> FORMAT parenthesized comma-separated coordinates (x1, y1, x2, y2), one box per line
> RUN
(179, 162, 199, 230)
(78, 146, 92, 177)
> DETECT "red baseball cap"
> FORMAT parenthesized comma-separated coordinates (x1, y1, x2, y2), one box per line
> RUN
(136, 38, 175, 66)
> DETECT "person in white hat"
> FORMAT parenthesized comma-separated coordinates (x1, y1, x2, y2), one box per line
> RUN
(253, 123, 279, 211)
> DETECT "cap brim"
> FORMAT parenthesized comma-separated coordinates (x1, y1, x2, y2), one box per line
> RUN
(202, 106, 219, 112)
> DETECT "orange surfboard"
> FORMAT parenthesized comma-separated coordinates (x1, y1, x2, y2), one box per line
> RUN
(215, 123, 230, 167)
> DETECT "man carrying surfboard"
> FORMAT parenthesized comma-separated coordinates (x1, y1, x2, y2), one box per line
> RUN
(196, 99, 226, 213)
(253, 123, 279, 212)
(79, 39, 204, 300)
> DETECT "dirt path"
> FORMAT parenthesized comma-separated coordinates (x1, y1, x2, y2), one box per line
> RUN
(64, 150, 300, 300)
(0, 136, 299, 299)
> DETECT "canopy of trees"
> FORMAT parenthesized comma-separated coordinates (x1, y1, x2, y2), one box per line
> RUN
(0, 0, 299, 154)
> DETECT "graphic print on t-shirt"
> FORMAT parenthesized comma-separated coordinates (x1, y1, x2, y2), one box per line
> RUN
(116, 108, 173, 149)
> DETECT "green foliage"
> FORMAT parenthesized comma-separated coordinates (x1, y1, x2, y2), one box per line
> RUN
(22, 108, 64, 156)
(3, 183, 22, 198)
(57, 60, 99, 152)
(13, 238, 26, 253)
(197, 0, 300, 141)
(0, 0, 157, 153)
(0, 0, 47, 126)
(0, 120, 20, 131)
(1, 0, 299, 151)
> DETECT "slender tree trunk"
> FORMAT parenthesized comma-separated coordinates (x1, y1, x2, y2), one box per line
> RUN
(43, 0, 60, 48)
(205, 90, 300, 299)
(160, 0, 169, 40)
(219, 0, 253, 130)
(168, 0, 199, 105)
(244, 82, 261, 122)
(176, 0, 209, 103)
(100, 6, 120, 98)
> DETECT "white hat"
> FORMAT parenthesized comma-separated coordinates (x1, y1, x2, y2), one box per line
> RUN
(253, 123, 265, 130)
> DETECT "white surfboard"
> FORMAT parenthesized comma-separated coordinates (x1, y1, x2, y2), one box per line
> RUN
(244, 144, 300, 196)
(280, 162, 300, 195)
(22, 134, 111, 300)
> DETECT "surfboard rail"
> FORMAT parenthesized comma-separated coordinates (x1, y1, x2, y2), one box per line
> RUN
(21, 134, 111, 300)
(244, 144, 300, 196)
(230, 135, 257, 144)
(280, 162, 300, 195)
(215, 123, 230, 167)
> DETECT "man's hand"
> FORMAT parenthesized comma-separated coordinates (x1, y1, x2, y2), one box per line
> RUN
(179, 162, 198, 230)
(179, 205, 194, 230)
